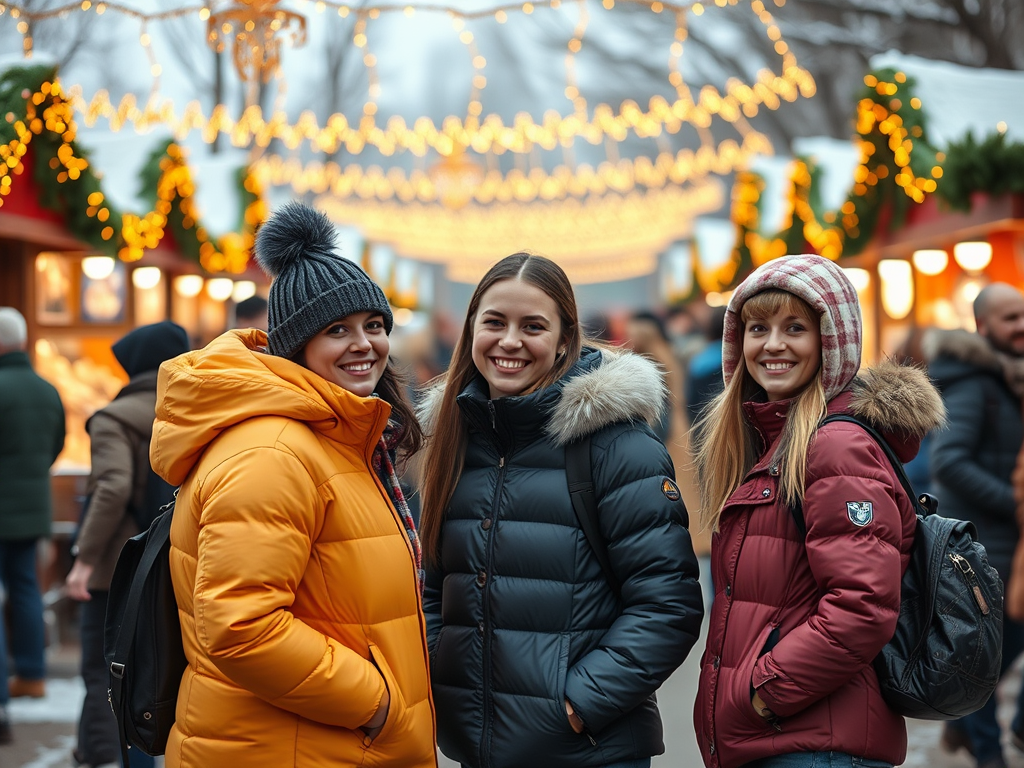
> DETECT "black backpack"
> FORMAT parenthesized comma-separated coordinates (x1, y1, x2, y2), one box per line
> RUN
(131, 462, 176, 531)
(104, 495, 186, 766)
(790, 414, 1003, 720)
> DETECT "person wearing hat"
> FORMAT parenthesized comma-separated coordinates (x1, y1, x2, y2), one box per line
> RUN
(150, 202, 436, 768)
(690, 254, 946, 768)
(66, 320, 190, 768)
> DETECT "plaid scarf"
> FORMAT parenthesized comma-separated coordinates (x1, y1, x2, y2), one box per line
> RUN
(372, 422, 424, 593)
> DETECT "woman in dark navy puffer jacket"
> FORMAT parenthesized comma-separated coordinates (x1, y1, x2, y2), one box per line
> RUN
(418, 253, 704, 768)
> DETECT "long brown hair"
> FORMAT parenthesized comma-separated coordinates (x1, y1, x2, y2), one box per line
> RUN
(376, 362, 423, 462)
(692, 289, 827, 532)
(418, 253, 584, 563)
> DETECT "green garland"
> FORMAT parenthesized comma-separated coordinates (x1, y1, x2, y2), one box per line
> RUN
(936, 131, 1024, 212)
(2, 64, 258, 271)
(1, 64, 120, 252)
(136, 138, 208, 264)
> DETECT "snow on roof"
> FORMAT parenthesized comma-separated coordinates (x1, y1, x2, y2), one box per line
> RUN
(870, 51, 1024, 145)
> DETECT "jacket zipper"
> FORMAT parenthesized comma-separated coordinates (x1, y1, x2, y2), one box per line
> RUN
(481, 400, 507, 768)
(950, 553, 991, 614)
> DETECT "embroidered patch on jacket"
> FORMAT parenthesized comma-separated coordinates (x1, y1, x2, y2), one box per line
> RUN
(847, 501, 873, 527)
(662, 478, 681, 501)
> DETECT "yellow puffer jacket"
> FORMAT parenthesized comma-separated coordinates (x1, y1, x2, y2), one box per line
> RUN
(151, 330, 436, 768)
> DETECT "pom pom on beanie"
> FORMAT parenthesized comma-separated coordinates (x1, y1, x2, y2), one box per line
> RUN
(254, 202, 393, 359)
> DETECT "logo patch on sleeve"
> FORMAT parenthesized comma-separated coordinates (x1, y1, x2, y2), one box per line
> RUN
(847, 501, 873, 527)
(662, 478, 681, 501)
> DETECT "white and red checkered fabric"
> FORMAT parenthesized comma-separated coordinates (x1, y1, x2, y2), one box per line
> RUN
(722, 254, 862, 402)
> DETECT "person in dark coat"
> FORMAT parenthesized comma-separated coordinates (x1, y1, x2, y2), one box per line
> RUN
(417, 253, 704, 768)
(926, 282, 1024, 768)
(685, 305, 726, 428)
(0, 307, 65, 744)
(65, 321, 190, 768)
(691, 255, 945, 768)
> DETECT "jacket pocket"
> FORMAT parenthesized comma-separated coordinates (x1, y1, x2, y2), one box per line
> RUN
(722, 622, 778, 733)
(365, 643, 407, 747)
(553, 632, 571, 727)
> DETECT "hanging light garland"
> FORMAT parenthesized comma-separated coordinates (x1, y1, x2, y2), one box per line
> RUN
(315, 178, 724, 284)
(4, 0, 813, 166)
(3, 0, 812, 282)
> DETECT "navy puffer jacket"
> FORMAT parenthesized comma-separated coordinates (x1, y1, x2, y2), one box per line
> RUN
(422, 348, 704, 768)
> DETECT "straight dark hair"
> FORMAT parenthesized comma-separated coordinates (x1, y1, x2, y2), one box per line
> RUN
(418, 253, 584, 563)
(376, 361, 423, 462)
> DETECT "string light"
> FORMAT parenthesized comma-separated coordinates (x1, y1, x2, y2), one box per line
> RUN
(254, 130, 769, 204)
(314, 178, 724, 284)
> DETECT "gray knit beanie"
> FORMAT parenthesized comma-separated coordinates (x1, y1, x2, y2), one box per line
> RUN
(254, 202, 393, 359)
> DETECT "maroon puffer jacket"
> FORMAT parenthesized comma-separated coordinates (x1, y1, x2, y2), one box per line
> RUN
(694, 362, 945, 768)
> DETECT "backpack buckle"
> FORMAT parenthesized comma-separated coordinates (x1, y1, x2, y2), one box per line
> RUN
(110, 662, 126, 679)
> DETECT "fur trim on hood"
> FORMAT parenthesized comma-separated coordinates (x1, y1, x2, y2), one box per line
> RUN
(923, 328, 1001, 372)
(547, 350, 666, 445)
(847, 358, 946, 438)
(923, 327, 1024, 398)
(417, 350, 667, 446)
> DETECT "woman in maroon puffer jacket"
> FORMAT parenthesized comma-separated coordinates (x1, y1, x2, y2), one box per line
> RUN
(691, 254, 946, 768)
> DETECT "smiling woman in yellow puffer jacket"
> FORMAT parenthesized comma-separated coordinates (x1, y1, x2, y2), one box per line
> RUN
(150, 203, 437, 768)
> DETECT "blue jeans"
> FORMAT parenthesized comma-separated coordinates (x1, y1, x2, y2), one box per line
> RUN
(951, 614, 1024, 764)
(743, 754, 892, 768)
(0, 539, 47, 705)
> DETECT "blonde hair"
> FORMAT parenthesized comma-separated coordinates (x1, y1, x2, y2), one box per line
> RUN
(693, 290, 827, 532)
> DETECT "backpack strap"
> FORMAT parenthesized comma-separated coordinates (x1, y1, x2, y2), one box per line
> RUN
(789, 414, 923, 537)
(565, 437, 621, 598)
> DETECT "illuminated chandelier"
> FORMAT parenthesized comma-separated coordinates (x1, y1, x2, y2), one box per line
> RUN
(206, 0, 307, 93)
(3, 0, 816, 283)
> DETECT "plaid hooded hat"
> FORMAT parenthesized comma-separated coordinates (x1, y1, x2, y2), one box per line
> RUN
(722, 254, 863, 402)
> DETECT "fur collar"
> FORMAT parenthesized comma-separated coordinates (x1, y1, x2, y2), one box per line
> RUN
(417, 350, 667, 446)
(847, 358, 946, 437)
(923, 328, 1024, 398)
(922, 328, 1002, 372)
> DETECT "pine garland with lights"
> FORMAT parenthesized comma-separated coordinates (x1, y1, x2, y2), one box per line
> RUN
(2, 64, 263, 272)
(936, 131, 1024, 212)
(1, 64, 120, 250)
(723, 67, 942, 291)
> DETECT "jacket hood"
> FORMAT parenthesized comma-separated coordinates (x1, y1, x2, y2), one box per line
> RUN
(723, 254, 862, 401)
(922, 328, 1002, 372)
(846, 358, 946, 439)
(923, 328, 1024, 397)
(112, 320, 190, 377)
(418, 348, 667, 446)
(151, 329, 390, 486)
